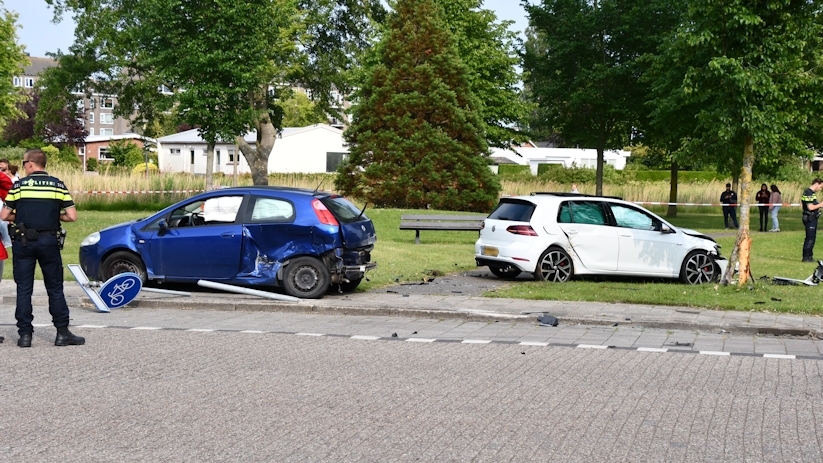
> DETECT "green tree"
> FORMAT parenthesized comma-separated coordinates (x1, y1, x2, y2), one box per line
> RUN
(43, 0, 382, 186)
(0, 3, 28, 126)
(646, 0, 823, 285)
(336, 0, 499, 212)
(107, 139, 144, 167)
(440, 0, 531, 148)
(281, 90, 329, 127)
(523, 0, 680, 195)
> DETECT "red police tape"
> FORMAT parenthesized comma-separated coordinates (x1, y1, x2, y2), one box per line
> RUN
(70, 189, 205, 195)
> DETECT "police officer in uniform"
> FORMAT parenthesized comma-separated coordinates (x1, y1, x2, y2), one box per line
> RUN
(801, 178, 823, 262)
(0, 149, 84, 347)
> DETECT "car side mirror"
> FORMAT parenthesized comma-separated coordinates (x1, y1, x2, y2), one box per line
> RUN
(660, 225, 674, 234)
(158, 219, 168, 230)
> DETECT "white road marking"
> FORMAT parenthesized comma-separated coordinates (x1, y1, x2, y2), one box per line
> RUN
(76, 325, 107, 329)
(763, 354, 796, 359)
(131, 327, 162, 330)
(462, 340, 491, 344)
(407, 338, 436, 343)
(577, 344, 609, 349)
(637, 347, 668, 353)
(186, 329, 215, 332)
(240, 330, 266, 334)
(295, 333, 324, 336)
(699, 351, 730, 356)
(519, 342, 549, 347)
(351, 335, 380, 340)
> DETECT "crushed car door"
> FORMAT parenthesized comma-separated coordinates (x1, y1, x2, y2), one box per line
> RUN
(557, 201, 619, 271)
(609, 203, 684, 275)
(152, 195, 245, 280)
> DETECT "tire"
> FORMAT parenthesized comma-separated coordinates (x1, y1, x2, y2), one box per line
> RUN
(101, 251, 147, 283)
(679, 251, 718, 284)
(283, 256, 330, 299)
(489, 266, 522, 279)
(534, 247, 573, 282)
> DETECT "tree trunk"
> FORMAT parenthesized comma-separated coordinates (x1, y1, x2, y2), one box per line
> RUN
(595, 145, 604, 196)
(722, 135, 754, 286)
(205, 141, 215, 191)
(667, 160, 678, 218)
(236, 90, 278, 186)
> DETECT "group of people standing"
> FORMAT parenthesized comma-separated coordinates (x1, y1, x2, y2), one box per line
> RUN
(720, 178, 823, 262)
(720, 182, 782, 232)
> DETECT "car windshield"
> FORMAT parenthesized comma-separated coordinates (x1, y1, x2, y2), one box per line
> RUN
(488, 200, 535, 222)
(322, 195, 367, 224)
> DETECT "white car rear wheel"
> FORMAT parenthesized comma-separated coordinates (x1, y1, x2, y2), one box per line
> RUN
(534, 247, 573, 282)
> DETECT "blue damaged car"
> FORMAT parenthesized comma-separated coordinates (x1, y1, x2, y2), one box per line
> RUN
(79, 186, 377, 299)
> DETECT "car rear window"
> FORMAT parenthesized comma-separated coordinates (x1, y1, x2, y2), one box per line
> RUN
(488, 199, 535, 222)
(322, 195, 367, 224)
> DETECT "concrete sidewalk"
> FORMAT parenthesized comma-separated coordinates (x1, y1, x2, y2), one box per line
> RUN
(1, 279, 821, 337)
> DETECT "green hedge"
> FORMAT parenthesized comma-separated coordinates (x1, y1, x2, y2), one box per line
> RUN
(497, 164, 531, 176)
(625, 170, 723, 182)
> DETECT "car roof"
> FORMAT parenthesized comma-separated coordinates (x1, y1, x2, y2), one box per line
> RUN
(501, 192, 626, 206)
(210, 186, 334, 197)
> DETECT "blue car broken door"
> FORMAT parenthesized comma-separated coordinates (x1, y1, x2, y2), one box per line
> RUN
(152, 196, 244, 280)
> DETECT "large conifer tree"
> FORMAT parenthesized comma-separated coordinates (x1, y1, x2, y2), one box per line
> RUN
(336, 0, 499, 212)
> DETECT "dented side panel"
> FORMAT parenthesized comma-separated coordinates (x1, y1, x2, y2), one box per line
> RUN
(233, 223, 341, 285)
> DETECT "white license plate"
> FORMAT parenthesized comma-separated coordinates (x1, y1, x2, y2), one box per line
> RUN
(482, 246, 499, 257)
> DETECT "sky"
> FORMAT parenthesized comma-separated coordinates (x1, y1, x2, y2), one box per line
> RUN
(5, 0, 529, 58)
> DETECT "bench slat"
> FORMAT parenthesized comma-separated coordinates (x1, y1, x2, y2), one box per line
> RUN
(400, 221, 483, 230)
(400, 214, 486, 221)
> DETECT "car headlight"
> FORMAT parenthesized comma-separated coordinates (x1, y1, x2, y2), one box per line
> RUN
(80, 232, 100, 247)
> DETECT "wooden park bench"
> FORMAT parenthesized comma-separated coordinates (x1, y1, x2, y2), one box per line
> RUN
(399, 214, 487, 244)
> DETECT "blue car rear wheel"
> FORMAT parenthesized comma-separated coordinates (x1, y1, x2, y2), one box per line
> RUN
(283, 256, 330, 299)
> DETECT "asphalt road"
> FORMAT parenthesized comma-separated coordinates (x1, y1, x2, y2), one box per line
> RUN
(2, 307, 823, 462)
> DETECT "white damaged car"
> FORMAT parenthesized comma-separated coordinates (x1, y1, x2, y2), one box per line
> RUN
(475, 193, 728, 284)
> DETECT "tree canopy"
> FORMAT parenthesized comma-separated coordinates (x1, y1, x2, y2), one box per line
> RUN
(0, 3, 28, 127)
(336, 0, 499, 212)
(523, 0, 682, 195)
(42, 0, 382, 185)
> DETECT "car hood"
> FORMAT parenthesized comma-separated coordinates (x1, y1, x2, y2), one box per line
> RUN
(679, 227, 716, 244)
(99, 220, 140, 234)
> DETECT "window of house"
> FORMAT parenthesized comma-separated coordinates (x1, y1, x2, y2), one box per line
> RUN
(190, 150, 195, 164)
(24, 77, 34, 88)
(100, 128, 114, 136)
(99, 147, 113, 160)
(100, 97, 114, 108)
(88, 128, 94, 136)
(88, 113, 94, 124)
(100, 113, 113, 124)
(13, 76, 21, 87)
(216, 150, 221, 166)
(76, 99, 85, 111)
(79, 146, 86, 156)
(228, 149, 235, 163)
(170, 148, 181, 155)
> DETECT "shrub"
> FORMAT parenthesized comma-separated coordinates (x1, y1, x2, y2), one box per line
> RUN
(132, 162, 159, 174)
(86, 158, 98, 171)
(497, 164, 531, 180)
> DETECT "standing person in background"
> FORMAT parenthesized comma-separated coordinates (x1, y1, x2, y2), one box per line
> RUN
(801, 178, 823, 262)
(720, 183, 739, 229)
(0, 149, 84, 348)
(755, 183, 770, 232)
(0, 158, 12, 280)
(768, 184, 782, 232)
(570, 183, 579, 193)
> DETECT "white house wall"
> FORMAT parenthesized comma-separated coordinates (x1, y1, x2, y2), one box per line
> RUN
(156, 125, 347, 175)
(268, 127, 347, 173)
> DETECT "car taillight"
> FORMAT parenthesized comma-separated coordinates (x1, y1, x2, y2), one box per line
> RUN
(312, 199, 339, 226)
(506, 225, 538, 236)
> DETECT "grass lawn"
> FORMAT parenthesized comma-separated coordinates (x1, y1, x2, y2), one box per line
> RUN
(8, 206, 823, 314)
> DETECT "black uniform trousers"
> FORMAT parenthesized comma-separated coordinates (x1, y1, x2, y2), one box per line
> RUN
(803, 214, 819, 261)
(12, 233, 70, 336)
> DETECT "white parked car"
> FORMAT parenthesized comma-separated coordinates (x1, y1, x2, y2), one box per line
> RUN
(475, 193, 728, 284)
